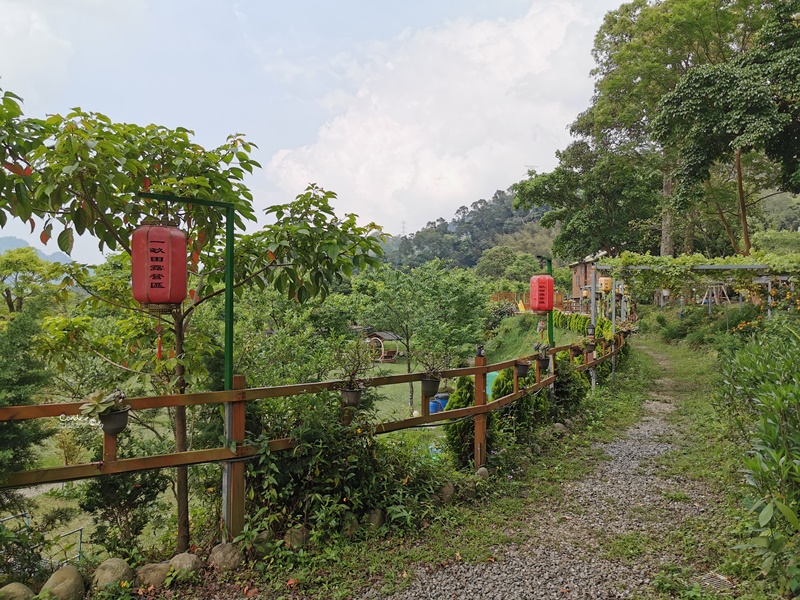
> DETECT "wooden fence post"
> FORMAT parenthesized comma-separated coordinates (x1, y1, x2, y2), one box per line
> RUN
(223, 374, 247, 541)
(102, 432, 118, 463)
(474, 353, 487, 469)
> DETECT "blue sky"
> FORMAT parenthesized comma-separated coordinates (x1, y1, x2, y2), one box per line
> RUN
(1, 0, 621, 263)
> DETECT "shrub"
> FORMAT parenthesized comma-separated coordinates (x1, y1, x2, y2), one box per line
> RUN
(551, 354, 589, 419)
(243, 390, 444, 544)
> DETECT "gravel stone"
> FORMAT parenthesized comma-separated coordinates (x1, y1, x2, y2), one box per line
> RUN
(361, 348, 715, 599)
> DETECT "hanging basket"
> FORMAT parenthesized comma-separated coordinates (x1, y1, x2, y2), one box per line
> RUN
(340, 389, 363, 407)
(514, 362, 530, 378)
(569, 347, 581, 359)
(421, 378, 440, 398)
(99, 409, 129, 435)
(585, 342, 597, 353)
(536, 357, 550, 372)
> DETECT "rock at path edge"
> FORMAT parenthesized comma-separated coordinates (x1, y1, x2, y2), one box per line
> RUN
(0, 582, 35, 600)
(40, 564, 85, 600)
(136, 563, 171, 589)
(92, 557, 135, 589)
(208, 543, 243, 571)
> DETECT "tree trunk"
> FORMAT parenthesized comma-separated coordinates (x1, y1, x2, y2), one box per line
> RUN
(660, 174, 675, 257)
(173, 310, 190, 553)
(3, 289, 13, 313)
(683, 207, 697, 255)
(711, 198, 741, 255)
(735, 148, 751, 256)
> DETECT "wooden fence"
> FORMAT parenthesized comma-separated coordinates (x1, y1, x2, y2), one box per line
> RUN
(0, 336, 625, 538)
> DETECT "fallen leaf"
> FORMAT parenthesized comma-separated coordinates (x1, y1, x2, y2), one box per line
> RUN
(487, 557, 495, 563)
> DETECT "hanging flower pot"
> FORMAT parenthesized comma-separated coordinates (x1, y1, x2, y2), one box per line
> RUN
(585, 341, 597, 353)
(537, 357, 550, 372)
(514, 362, 530, 378)
(570, 346, 581, 359)
(421, 378, 440, 398)
(99, 409, 130, 436)
(340, 389, 363, 407)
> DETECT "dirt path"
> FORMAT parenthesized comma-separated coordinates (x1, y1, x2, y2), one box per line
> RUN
(365, 343, 726, 599)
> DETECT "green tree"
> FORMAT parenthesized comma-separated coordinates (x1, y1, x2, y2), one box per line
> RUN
(0, 90, 385, 551)
(0, 247, 62, 313)
(0, 302, 51, 511)
(476, 246, 516, 279)
(653, 0, 800, 255)
(574, 0, 770, 255)
(512, 142, 661, 260)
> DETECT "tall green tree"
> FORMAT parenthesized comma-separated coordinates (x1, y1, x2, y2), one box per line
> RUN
(0, 247, 62, 313)
(0, 90, 384, 551)
(654, 0, 800, 256)
(512, 142, 661, 260)
(573, 0, 770, 255)
(0, 302, 51, 511)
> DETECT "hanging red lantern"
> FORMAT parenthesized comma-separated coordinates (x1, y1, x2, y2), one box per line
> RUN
(131, 223, 188, 312)
(530, 275, 554, 312)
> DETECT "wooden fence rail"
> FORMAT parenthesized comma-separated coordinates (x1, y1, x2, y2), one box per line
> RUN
(1, 336, 626, 538)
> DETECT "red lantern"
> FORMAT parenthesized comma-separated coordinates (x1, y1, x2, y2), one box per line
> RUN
(530, 275, 554, 312)
(131, 224, 187, 311)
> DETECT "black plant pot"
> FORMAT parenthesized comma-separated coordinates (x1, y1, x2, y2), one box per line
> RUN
(421, 378, 440, 398)
(570, 347, 581, 359)
(340, 389, 363, 407)
(536, 357, 550, 372)
(99, 409, 129, 435)
(514, 362, 530, 378)
(585, 342, 597, 353)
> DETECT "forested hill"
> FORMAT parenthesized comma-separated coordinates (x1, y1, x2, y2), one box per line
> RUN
(382, 189, 554, 268)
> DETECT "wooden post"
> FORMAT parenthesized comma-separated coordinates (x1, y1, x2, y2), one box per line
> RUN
(512, 365, 519, 394)
(102, 432, 118, 462)
(223, 374, 247, 541)
(421, 384, 431, 417)
(474, 355, 487, 469)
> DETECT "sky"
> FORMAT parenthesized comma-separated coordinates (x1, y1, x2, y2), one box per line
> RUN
(1, 0, 621, 263)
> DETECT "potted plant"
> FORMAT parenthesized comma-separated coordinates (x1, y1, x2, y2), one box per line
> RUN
(533, 342, 550, 372)
(514, 359, 530, 378)
(580, 337, 597, 353)
(416, 349, 451, 398)
(80, 390, 130, 435)
(334, 337, 376, 406)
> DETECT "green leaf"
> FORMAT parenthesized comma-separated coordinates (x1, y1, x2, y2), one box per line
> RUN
(759, 502, 775, 527)
(774, 501, 800, 532)
(57, 228, 74, 254)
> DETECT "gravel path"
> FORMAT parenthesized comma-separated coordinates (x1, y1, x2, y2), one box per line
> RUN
(362, 348, 716, 600)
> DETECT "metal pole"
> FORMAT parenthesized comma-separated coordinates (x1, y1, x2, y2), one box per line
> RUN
(768, 280, 773, 319)
(591, 267, 597, 329)
(224, 206, 235, 390)
(546, 258, 554, 348)
(620, 282, 626, 321)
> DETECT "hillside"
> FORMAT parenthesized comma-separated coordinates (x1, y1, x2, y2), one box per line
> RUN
(0, 237, 72, 264)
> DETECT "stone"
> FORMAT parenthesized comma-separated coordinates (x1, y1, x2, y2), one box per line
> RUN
(554, 422, 568, 433)
(136, 563, 171, 589)
(0, 582, 35, 600)
(168, 553, 202, 581)
(40, 565, 85, 600)
(92, 558, 135, 589)
(564, 418, 575, 429)
(367, 508, 384, 528)
(283, 525, 309, 550)
(341, 515, 359, 540)
(461, 481, 477, 500)
(208, 543, 243, 571)
(251, 530, 273, 559)
(439, 481, 456, 505)
(476, 466, 490, 479)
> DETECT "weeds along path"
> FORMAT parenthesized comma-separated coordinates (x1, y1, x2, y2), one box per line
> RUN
(364, 339, 724, 600)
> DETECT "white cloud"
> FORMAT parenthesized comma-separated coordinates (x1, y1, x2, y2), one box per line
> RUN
(266, 1, 615, 234)
(0, 1, 73, 104)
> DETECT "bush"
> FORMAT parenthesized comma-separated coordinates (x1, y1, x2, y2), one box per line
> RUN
(551, 354, 589, 419)
(79, 435, 171, 564)
(443, 376, 478, 468)
(243, 391, 444, 544)
(718, 321, 800, 593)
